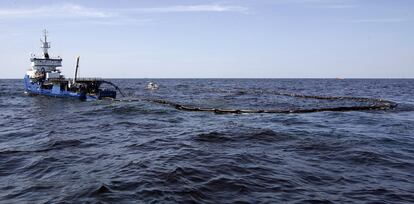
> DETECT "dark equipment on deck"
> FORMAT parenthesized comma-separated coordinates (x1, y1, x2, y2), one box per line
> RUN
(74, 56, 80, 82)
(64, 56, 124, 100)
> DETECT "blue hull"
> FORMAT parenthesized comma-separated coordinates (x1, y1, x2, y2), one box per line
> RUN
(24, 75, 98, 101)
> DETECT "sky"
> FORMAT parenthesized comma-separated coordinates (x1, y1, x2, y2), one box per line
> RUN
(0, 0, 413, 78)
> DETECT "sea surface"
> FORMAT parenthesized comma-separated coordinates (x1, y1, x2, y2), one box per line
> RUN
(0, 79, 413, 203)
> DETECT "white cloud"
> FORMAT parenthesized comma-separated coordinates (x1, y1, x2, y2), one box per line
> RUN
(128, 4, 249, 13)
(0, 3, 112, 19)
(275, 0, 357, 9)
(0, 3, 248, 20)
(83, 18, 155, 26)
(0, 3, 249, 26)
(281, 0, 353, 3)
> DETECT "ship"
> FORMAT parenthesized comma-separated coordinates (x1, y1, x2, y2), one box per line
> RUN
(24, 30, 122, 101)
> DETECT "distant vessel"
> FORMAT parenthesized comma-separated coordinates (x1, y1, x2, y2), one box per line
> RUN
(24, 30, 121, 100)
(146, 81, 159, 90)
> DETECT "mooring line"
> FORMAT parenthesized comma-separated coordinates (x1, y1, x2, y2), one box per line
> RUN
(113, 90, 397, 114)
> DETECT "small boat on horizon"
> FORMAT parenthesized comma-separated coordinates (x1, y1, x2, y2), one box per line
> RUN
(146, 81, 159, 90)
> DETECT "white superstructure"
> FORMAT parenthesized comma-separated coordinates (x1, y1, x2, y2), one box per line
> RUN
(27, 30, 63, 80)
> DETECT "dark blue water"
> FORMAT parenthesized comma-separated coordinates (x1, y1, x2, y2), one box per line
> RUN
(0, 79, 413, 203)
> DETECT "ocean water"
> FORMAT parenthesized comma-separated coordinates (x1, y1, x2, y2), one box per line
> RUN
(0, 79, 413, 203)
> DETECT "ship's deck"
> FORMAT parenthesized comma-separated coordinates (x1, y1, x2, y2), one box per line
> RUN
(48, 78, 104, 83)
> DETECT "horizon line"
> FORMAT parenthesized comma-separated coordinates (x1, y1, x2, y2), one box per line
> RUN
(1, 77, 413, 80)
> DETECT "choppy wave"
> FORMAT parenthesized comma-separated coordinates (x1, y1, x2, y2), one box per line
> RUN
(0, 79, 413, 203)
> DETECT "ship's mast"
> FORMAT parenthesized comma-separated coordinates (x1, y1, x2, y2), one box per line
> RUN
(74, 56, 80, 83)
(40, 29, 50, 59)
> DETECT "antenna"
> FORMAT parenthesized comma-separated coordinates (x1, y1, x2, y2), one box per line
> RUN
(41, 29, 50, 59)
(43, 29, 48, 42)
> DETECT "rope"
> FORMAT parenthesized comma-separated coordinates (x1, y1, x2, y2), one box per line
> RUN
(101, 80, 126, 97)
(114, 90, 397, 114)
